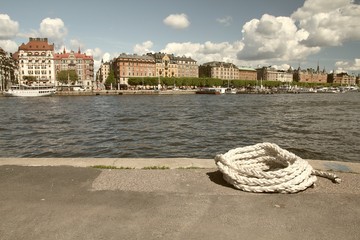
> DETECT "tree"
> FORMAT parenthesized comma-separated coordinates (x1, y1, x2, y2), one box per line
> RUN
(57, 70, 78, 85)
(105, 70, 116, 89)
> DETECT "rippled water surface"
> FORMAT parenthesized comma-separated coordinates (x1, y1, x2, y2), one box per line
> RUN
(0, 93, 359, 162)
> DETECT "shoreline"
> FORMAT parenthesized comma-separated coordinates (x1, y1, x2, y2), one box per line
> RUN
(0, 158, 359, 173)
(1, 89, 359, 97)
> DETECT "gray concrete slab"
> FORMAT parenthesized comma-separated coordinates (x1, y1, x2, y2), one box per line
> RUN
(0, 164, 359, 240)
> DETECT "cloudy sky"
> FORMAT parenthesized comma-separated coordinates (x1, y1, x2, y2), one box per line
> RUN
(1, 0, 360, 74)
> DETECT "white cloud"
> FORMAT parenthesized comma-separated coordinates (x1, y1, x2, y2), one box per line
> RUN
(133, 41, 153, 55)
(335, 59, 360, 72)
(39, 18, 68, 45)
(291, 0, 360, 47)
(84, 48, 105, 72)
(238, 14, 320, 62)
(0, 40, 18, 53)
(69, 39, 85, 51)
(271, 64, 292, 71)
(85, 47, 102, 60)
(161, 41, 244, 65)
(216, 16, 233, 26)
(0, 14, 19, 40)
(101, 52, 111, 62)
(163, 13, 190, 29)
(234, 0, 360, 70)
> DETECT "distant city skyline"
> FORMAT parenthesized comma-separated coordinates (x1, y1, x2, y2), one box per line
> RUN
(1, 0, 360, 74)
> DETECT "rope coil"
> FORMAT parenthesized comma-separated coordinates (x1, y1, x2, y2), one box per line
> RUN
(215, 142, 341, 194)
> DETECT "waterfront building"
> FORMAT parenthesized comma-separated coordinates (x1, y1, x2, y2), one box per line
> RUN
(199, 61, 239, 80)
(54, 48, 94, 90)
(13, 38, 55, 86)
(174, 55, 198, 78)
(114, 53, 156, 86)
(147, 53, 178, 78)
(328, 72, 357, 85)
(293, 65, 327, 84)
(238, 67, 257, 80)
(0, 47, 18, 91)
(97, 60, 111, 83)
(256, 66, 293, 82)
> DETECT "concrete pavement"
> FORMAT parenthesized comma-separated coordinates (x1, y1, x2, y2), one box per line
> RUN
(0, 158, 359, 240)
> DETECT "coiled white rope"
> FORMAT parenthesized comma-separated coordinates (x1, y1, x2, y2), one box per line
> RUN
(214, 143, 341, 193)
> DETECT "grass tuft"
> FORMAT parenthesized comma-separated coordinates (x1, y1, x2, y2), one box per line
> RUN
(92, 165, 134, 170)
(142, 166, 170, 170)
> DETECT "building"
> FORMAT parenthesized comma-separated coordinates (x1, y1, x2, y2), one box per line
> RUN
(199, 61, 239, 80)
(256, 66, 293, 82)
(238, 67, 257, 80)
(95, 60, 112, 90)
(147, 53, 178, 78)
(0, 48, 17, 90)
(0, 47, 18, 91)
(96, 60, 111, 83)
(54, 48, 94, 89)
(328, 72, 357, 85)
(174, 55, 198, 78)
(114, 53, 156, 86)
(293, 66, 327, 84)
(13, 37, 55, 85)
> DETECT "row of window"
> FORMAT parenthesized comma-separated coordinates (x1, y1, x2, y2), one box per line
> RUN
(21, 59, 52, 63)
(23, 70, 52, 75)
(27, 65, 51, 69)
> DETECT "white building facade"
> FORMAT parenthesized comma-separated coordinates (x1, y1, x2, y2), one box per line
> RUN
(15, 38, 55, 85)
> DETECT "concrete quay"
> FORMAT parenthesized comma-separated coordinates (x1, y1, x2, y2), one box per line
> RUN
(55, 89, 196, 96)
(0, 158, 359, 240)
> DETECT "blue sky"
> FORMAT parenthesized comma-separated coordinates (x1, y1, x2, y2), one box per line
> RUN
(1, 0, 360, 74)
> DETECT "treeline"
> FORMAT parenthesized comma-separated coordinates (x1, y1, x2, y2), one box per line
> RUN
(127, 77, 338, 88)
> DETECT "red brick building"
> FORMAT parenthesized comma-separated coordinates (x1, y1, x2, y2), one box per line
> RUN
(114, 53, 156, 86)
(293, 66, 327, 83)
(54, 48, 94, 89)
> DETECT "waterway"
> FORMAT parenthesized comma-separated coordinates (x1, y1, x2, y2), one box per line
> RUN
(0, 92, 359, 162)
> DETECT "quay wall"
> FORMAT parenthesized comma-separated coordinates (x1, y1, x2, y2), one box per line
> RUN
(55, 90, 196, 96)
(0, 158, 359, 173)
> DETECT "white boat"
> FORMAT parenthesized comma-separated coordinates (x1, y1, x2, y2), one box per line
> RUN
(3, 84, 56, 97)
(195, 87, 226, 95)
(225, 88, 237, 94)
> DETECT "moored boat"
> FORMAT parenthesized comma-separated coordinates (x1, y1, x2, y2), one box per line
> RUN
(3, 84, 56, 97)
(195, 87, 225, 95)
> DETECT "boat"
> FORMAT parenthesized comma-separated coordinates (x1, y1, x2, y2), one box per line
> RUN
(3, 84, 56, 97)
(195, 87, 225, 95)
(316, 87, 340, 93)
(225, 88, 237, 94)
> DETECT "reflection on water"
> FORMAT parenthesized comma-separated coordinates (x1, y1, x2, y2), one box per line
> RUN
(0, 93, 359, 162)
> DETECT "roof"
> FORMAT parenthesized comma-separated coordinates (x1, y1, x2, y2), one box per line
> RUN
(54, 50, 93, 60)
(201, 61, 238, 68)
(117, 53, 155, 62)
(175, 56, 197, 63)
(18, 38, 54, 51)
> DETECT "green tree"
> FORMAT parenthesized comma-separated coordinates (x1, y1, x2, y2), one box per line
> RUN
(57, 70, 78, 85)
(105, 70, 116, 89)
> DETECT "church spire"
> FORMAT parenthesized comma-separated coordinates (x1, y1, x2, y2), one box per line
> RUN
(78, 46, 81, 54)
(316, 61, 320, 73)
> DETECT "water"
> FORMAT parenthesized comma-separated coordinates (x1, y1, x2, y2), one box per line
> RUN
(0, 93, 359, 162)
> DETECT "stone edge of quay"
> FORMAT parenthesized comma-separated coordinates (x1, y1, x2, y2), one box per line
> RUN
(0, 158, 359, 174)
